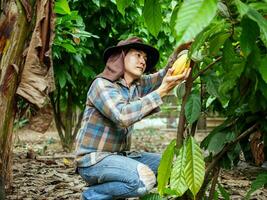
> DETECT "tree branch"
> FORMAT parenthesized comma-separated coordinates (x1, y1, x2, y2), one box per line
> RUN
(197, 123, 258, 198)
(192, 56, 222, 81)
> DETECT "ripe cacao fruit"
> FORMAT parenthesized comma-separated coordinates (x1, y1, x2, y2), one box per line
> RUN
(172, 50, 191, 76)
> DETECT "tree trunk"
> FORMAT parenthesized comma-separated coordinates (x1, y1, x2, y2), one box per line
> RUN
(0, 0, 35, 196)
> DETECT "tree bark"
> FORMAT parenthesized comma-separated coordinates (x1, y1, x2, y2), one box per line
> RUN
(0, 0, 34, 196)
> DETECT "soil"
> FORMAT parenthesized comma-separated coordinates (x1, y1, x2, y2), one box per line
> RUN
(5, 127, 267, 200)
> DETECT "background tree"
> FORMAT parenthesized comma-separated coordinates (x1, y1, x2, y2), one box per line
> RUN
(0, 0, 54, 198)
(51, 0, 176, 151)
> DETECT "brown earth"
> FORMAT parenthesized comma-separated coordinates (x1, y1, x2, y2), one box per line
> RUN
(5, 127, 267, 200)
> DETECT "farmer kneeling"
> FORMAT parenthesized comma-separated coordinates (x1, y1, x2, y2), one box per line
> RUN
(75, 36, 190, 200)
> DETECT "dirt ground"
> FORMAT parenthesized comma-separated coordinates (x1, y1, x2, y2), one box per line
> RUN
(5, 127, 267, 200)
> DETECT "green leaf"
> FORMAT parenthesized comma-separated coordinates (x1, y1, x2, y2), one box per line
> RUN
(207, 131, 235, 154)
(240, 17, 260, 57)
(189, 19, 229, 58)
(157, 140, 176, 196)
(221, 39, 236, 71)
(61, 43, 77, 53)
(116, 0, 128, 16)
(185, 93, 201, 124)
(143, 0, 162, 37)
(218, 183, 230, 200)
(56, 68, 67, 88)
(170, 4, 180, 34)
(245, 172, 267, 199)
(141, 193, 167, 200)
(202, 72, 220, 98)
(170, 142, 188, 197)
(54, 0, 71, 15)
(209, 32, 230, 56)
(258, 56, 267, 84)
(249, 2, 267, 13)
(174, 0, 218, 45)
(235, 0, 267, 46)
(184, 136, 205, 198)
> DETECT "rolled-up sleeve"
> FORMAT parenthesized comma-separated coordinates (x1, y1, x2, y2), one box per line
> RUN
(88, 78, 163, 128)
(140, 68, 168, 95)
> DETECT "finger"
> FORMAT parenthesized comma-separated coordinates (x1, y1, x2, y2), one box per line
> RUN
(170, 73, 185, 80)
(185, 68, 191, 78)
(167, 68, 174, 76)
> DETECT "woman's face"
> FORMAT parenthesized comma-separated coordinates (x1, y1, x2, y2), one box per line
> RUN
(124, 48, 147, 80)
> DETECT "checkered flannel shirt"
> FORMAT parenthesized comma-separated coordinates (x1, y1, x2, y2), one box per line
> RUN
(75, 68, 167, 167)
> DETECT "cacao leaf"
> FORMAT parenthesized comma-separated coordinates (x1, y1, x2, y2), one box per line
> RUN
(185, 93, 201, 124)
(258, 56, 267, 84)
(218, 183, 230, 200)
(54, 0, 71, 15)
(141, 193, 167, 200)
(245, 172, 267, 199)
(240, 17, 260, 57)
(184, 136, 205, 198)
(116, 0, 128, 16)
(249, 2, 267, 13)
(157, 140, 176, 196)
(174, 0, 218, 45)
(143, 0, 162, 37)
(189, 19, 229, 58)
(235, 0, 267, 46)
(209, 32, 230, 56)
(170, 142, 188, 196)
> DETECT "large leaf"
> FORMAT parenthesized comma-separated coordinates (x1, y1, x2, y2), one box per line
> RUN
(174, 0, 218, 45)
(202, 72, 220, 98)
(249, 2, 267, 13)
(143, 0, 162, 37)
(184, 136, 205, 197)
(185, 93, 201, 124)
(209, 32, 230, 56)
(189, 19, 229, 58)
(170, 142, 188, 196)
(157, 140, 176, 196)
(235, 0, 267, 46)
(258, 55, 267, 84)
(54, 0, 71, 15)
(116, 0, 128, 16)
(207, 131, 235, 154)
(240, 17, 260, 57)
(245, 172, 267, 199)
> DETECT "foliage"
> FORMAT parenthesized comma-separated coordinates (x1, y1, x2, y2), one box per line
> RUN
(122, 0, 267, 199)
(245, 172, 267, 199)
(157, 136, 205, 199)
(52, 0, 267, 197)
(52, 0, 97, 150)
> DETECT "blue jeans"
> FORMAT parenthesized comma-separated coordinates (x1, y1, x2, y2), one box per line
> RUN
(78, 152, 161, 200)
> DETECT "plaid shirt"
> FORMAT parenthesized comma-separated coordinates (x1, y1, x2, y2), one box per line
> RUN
(75, 68, 167, 167)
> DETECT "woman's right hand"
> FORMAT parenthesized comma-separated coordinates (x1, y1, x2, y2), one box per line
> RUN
(156, 67, 191, 98)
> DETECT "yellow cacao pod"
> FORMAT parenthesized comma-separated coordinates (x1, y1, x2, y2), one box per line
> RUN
(172, 51, 191, 76)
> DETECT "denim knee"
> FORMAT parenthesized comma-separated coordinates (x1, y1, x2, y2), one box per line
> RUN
(136, 163, 156, 196)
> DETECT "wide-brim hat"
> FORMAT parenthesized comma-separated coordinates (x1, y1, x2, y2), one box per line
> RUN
(103, 37, 159, 72)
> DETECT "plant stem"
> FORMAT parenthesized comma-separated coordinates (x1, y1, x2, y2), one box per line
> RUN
(192, 56, 222, 81)
(208, 166, 220, 200)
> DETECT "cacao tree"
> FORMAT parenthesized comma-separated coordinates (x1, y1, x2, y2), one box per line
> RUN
(111, 0, 267, 199)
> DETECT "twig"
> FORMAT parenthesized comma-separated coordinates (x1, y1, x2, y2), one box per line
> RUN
(197, 123, 258, 199)
(192, 56, 222, 81)
(208, 166, 220, 200)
